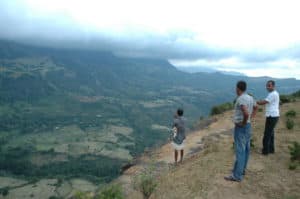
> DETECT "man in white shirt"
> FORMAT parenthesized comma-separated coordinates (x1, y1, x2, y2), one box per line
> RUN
(257, 80, 280, 155)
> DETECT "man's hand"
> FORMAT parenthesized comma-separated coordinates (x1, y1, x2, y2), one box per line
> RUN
(257, 100, 268, 105)
(251, 107, 257, 119)
(240, 104, 249, 126)
(236, 122, 246, 127)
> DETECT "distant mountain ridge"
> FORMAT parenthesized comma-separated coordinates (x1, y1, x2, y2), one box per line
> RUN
(1, 39, 300, 135)
(1, 39, 299, 137)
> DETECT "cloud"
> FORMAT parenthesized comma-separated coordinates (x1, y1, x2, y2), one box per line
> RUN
(238, 50, 280, 63)
(282, 44, 300, 60)
(0, 0, 300, 79)
(0, 1, 234, 61)
(170, 56, 300, 79)
(238, 45, 300, 63)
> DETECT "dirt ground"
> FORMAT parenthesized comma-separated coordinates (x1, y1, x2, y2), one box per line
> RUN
(118, 100, 300, 199)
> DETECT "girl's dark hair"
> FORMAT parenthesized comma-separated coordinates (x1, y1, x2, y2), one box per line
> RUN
(177, 108, 184, 116)
(267, 80, 275, 86)
(237, 80, 247, 92)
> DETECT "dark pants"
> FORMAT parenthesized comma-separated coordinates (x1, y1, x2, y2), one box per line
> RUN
(262, 117, 279, 154)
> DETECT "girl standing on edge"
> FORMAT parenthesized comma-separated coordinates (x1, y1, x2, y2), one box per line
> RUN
(172, 108, 186, 165)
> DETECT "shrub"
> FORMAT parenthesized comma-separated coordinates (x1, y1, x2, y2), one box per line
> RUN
(280, 95, 294, 104)
(96, 184, 124, 199)
(0, 187, 9, 196)
(285, 110, 297, 118)
(250, 138, 255, 148)
(210, 102, 234, 115)
(133, 167, 157, 199)
(289, 142, 300, 162)
(286, 118, 295, 130)
(289, 162, 298, 170)
(288, 142, 300, 170)
(292, 90, 300, 98)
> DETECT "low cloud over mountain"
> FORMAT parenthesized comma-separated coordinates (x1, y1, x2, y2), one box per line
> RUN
(1, 0, 300, 78)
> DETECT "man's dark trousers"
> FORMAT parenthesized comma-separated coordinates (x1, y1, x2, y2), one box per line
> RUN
(262, 116, 279, 154)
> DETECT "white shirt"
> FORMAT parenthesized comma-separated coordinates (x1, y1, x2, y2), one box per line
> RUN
(265, 90, 280, 117)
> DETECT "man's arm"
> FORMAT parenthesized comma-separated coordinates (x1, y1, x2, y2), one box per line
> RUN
(257, 100, 269, 105)
(237, 105, 249, 126)
(251, 104, 258, 119)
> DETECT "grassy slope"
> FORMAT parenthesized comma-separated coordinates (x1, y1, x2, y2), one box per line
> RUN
(126, 100, 300, 199)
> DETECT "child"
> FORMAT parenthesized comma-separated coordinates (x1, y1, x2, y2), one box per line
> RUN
(171, 108, 186, 164)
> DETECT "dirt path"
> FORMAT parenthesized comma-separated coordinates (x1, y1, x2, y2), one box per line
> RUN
(117, 101, 300, 199)
(116, 111, 235, 196)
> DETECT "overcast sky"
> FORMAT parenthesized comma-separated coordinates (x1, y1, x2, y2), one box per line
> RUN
(1, 0, 300, 79)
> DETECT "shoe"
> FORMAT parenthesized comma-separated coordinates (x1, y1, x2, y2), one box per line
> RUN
(231, 170, 245, 175)
(261, 150, 268, 155)
(224, 175, 241, 182)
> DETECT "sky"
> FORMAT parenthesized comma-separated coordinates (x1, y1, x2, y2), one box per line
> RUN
(0, 0, 300, 79)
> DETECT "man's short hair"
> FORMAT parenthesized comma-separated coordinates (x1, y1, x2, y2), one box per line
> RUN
(177, 108, 184, 116)
(236, 81, 247, 92)
(267, 80, 275, 86)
